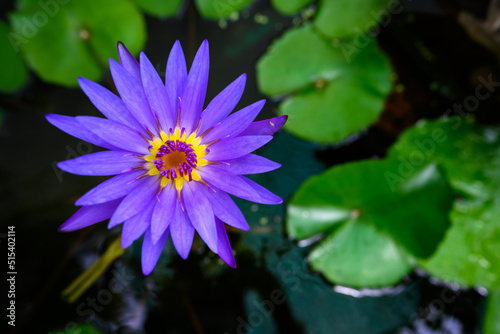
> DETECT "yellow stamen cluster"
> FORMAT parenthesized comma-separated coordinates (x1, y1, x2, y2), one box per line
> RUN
(144, 128, 208, 191)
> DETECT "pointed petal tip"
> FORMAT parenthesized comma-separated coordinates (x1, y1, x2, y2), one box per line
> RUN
(120, 237, 130, 249)
(117, 41, 135, 57)
(219, 251, 236, 268)
(45, 113, 56, 122)
(178, 250, 189, 260)
(56, 161, 68, 172)
(58, 215, 86, 232)
(77, 77, 94, 92)
(57, 224, 71, 232)
(76, 76, 87, 84)
(109, 57, 120, 69)
(236, 72, 247, 84)
(107, 221, 116, 229)
(197, 40, 209, 57)
(108, 216, 122, 229)
(266, 196, 283, 205)
(142, 264, 154, 276)
(121, 230, 140, 249)
(171, 40, 183, 53)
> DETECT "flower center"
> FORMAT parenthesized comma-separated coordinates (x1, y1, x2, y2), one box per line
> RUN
(153, 140, 197, 181)
(142, 127, 209, 191)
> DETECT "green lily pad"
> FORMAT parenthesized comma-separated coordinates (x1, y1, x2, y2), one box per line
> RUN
(421, 198, 500, 289)
(257, 25, 346, 97)
(195, 0, 254, 20)
(134, 0, 184, 18)
(309, 218, 414, 288)
(484, 289, 500, 334)
(49, 323, 103, 334)
(0, 21, 28, 93)
(287, 159, 454, 287)
(390, 117, 500, 289)
(278, 74, 386, 143)
(314, 0, 393, 38)
(9, 0, 146, 86)
(270, 0, 314, 16)
(257, 25, 392, 143)
(389, 117, 500, 199)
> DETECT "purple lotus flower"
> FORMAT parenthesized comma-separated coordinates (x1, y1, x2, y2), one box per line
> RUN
(47, 40, 286, 275)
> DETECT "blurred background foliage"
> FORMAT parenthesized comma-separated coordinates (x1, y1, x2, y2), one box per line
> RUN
(2, 0, 500, 333)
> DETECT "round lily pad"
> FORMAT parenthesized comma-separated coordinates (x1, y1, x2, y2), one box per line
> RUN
(257, 25, 392, 143)
(0, 21, 28, 93)
(9, 0, 146, 86)
(287, 159, 454, 287)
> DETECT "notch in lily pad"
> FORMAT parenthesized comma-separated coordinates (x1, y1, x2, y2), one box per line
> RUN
(257, 24, 392, 144)
(287, 159, 454, 287)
